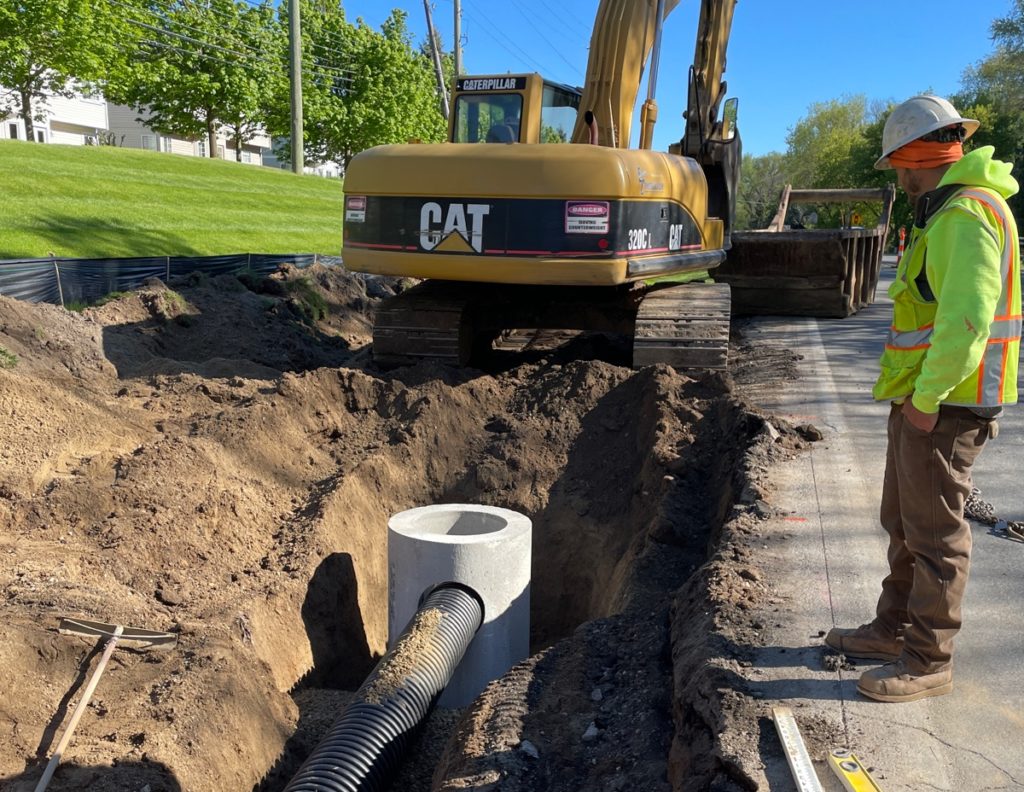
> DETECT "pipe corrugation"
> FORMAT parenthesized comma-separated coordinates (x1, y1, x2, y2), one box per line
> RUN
(282, 585, 483, 792)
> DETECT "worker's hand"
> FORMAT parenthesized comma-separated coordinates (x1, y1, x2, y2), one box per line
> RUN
(903, 399, 938, 433)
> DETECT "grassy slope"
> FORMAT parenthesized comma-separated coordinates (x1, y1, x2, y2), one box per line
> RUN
(0, 140, 344, 258)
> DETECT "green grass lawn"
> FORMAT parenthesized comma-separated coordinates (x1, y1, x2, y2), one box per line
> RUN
(0, 140, 344, 259)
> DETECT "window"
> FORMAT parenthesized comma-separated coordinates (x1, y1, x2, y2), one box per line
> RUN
(8, 123, 18, 140)
(540, 82, 580, 144)
(35, 129, 46, 143)
(141, 134, 157, 151)
(241, 150, 252, 164)
(454, 94, 523, 144)
(197, 140, 207, 157)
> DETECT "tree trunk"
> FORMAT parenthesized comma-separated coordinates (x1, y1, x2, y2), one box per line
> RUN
(207, 117, 217, 158)
(234, 126, 243, 162)
(20, 90, 34, 142)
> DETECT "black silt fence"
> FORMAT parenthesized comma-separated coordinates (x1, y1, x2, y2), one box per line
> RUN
(0, 253, 336, 306)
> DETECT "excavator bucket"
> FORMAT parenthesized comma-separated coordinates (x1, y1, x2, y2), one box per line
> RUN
(714, 185, 896, 318)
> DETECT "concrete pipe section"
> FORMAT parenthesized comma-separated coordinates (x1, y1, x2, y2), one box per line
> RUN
(388, 504, 532, 707)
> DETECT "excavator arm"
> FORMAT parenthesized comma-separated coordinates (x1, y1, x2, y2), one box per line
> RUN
(682, 0, 737, 158)
(570, 0, 737, 152)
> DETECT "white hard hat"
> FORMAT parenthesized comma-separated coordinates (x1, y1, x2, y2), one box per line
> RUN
(874, 94, 979, 169)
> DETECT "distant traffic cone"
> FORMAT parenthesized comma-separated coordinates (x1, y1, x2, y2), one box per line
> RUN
(897, 226, 906, 263)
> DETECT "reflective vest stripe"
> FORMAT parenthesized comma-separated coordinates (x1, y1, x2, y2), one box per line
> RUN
(959, 188, 1021, 404)
(885, 326, 933, 350)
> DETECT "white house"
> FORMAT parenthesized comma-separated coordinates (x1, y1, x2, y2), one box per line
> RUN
(262, 140, 343, 178)
(106, 103, 271, 165)
(1, 86, 342, 175)
(0, 88, 108, 145)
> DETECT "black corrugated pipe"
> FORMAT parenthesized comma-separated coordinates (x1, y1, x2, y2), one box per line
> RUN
(282, 583, 484, 792)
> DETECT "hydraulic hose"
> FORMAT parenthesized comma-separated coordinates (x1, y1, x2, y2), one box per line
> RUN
(282, 584, 484, 792)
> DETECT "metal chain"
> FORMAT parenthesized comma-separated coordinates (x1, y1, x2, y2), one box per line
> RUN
(965, 487, 1024, 542)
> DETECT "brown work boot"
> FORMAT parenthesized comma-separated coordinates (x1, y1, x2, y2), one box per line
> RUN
(824, 622, 902, 661)
(857, 660, 953, 702)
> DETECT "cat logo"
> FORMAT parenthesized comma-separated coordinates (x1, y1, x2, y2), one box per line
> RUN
(419, 202, 491, 253)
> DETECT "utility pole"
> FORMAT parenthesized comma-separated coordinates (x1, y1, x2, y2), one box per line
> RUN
(289, 0, 304, 174)
(423, 0, 449, 120)
(454, 0, 463, 77)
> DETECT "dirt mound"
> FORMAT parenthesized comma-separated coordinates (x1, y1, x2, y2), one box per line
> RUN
(0, 266, 804, 791)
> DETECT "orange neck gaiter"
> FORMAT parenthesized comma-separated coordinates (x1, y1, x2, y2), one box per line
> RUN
(889, 139, 963, 169)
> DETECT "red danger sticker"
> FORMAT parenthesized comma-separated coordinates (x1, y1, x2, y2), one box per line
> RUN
(346, 196, 367, 223)
(565, 201, 609, 234)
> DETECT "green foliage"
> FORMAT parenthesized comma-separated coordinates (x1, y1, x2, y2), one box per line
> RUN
(107, 0, 285, 160)
(0, 141, 344, 257)
(286, 276, 328, 323)
(541, 124, 569, 144)
(0, 0, 139, 140)
(784, 96, 869, 190)
(92, 290, 129, 306)
(0, 347, 17, 369)
(269, 6, 446, 168)
(954, 0, 1024, 221)
(736, 152, 786, 229)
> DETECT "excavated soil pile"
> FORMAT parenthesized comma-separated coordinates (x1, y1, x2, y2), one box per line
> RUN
(0, 265, 805, 792)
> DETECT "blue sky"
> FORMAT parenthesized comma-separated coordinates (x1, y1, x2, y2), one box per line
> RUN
(343, 0, 1010, 156)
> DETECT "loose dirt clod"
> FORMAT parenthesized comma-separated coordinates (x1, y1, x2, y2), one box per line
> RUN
(0, 267, 803, 791)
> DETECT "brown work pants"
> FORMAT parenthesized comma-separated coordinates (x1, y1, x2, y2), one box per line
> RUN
(874, 402, 996, 673)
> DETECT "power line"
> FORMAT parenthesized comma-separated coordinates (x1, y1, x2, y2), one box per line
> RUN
(234, 0, 357, 57)
(525, 0, 592, 43)
(113, 1, 354, 80)
(120, 0, 355, 75)
(506, 0, 584, 81)
(460, 1, 554, 77)
(137, 36, 350, 85)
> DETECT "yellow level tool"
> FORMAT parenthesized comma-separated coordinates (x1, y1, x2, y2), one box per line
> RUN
(828, 748, 884, 792)
(772, 707, 824, 792)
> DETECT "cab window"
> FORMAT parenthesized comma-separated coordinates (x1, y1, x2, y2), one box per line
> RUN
(540, 83, 580, 143)
(454, 93, 523, 143)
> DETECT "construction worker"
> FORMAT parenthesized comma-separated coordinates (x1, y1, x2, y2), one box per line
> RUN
(826, 95, 1021, 702)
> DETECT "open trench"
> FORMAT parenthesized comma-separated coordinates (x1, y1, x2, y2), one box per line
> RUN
(0, 277, 784, 792)
(240, 353, 764, 792)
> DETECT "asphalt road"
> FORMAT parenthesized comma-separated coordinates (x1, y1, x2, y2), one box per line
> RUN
(742, 261, 1024, 791)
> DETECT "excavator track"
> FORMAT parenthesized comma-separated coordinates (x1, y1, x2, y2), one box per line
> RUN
(632, 282, 731, 370)
(372, 282, 476, 367)
(372, 280, 731, 372)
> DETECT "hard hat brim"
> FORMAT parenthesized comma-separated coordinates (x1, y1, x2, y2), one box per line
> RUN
(874, 118, 980, 170)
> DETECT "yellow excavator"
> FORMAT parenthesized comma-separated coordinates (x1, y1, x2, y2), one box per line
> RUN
(342, 0, 740, 369)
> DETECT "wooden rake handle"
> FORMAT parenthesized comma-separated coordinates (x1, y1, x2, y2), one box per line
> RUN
(34, 625, 124, 792)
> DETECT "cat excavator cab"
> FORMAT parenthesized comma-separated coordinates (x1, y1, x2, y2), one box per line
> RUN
(343, 0, 740, 370)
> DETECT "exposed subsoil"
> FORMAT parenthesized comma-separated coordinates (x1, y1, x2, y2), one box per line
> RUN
(0, 265, 809, 792)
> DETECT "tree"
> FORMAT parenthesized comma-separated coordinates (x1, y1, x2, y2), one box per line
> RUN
(108, 0, 285, 159)
(784, 96, 869, 191)
(955, 0, 1024, 220)
(332, 10, 446, 167)
(271, 7, 446, 170)
(0, 0, 136, 141)
(265, 0, 350, 167)
(735, 152, 788, 230)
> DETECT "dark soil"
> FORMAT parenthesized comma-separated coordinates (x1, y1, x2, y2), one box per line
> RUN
(0, 265, 806, 791)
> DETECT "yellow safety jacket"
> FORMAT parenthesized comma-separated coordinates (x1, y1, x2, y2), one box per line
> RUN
(873, 147, 1021, 413)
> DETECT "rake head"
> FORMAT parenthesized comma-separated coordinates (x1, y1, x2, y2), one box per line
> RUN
(58, 618, 178, 651)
